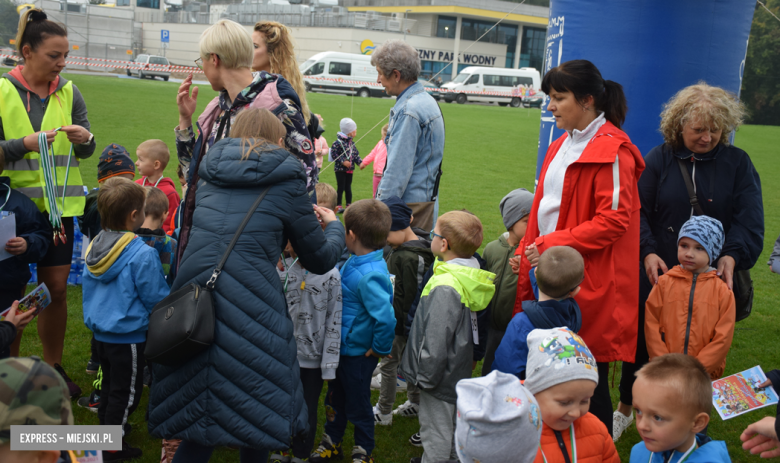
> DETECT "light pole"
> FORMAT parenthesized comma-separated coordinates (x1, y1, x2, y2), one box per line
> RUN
(402, 9, 411, 41)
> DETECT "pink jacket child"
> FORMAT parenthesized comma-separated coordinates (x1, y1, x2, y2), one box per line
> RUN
(360, 124, 389, 198)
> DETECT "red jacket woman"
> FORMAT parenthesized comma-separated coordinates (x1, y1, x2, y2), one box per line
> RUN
(512, 60, 644, 436)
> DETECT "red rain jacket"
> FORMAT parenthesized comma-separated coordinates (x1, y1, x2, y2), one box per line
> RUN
(513, 121, 645, 363)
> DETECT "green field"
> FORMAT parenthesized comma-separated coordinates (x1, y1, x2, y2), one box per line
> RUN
(5, 69, 780, 463)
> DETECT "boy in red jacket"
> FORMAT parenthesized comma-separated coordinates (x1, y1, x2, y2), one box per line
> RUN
(525, 328, 619, 463)
(135, 139, 180, 234)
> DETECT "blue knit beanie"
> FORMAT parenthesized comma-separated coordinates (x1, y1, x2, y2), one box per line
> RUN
(677, 216, 725, 265)
(381, 195, 412, 231)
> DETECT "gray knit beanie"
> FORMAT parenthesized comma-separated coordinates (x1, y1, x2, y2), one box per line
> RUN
(499, 188, 534, 229)
(340, 118, 357, 134)
(455, 371, 542, 463)
(524, 328, 599, 395)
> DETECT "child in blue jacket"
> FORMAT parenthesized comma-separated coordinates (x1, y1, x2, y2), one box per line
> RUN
(82, 177, 169, 461)
(311, 199, 395, 463)
(0, 148, 51, 358)
(492, 246, 584, 380)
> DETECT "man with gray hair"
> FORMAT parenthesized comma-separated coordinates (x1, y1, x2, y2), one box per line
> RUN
(371, 40, 445, 230)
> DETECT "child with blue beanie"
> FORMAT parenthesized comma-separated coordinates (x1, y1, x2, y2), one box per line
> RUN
(645, 215, 736, 380)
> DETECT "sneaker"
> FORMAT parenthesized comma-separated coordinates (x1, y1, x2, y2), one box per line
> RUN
(53, 363, 82, 399)
(408, 431, 422, 447)
(86, 359, 100, 375)
(270, 451, 292, 463)
(612, 410, 634, 442)
(370, 375, 382, 390)
(310, 434, 343, 462)
(351, 446, 373, 463)
(372, 404, 392, 426)
(395, 374, 407, 391)
(336, 206, 345, 214)
(410, 458, 422, 463)
(393, 400, 419, 417)
(77, 390, 100, 413)
(372, 364, 381, 377)
(103, 440, 142, 461)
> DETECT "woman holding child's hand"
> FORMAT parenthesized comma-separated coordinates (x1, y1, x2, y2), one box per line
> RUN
(512, 60, 644, 437)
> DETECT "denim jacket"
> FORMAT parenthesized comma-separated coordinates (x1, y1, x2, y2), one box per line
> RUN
(377, 82, 445, 205)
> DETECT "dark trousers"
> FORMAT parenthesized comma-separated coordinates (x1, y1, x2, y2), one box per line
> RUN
(619, 272, 653, 405)
(335, 171, 353, 206)
(324, 355, 378, 454)
(0, 286, 25, 359)
(95, 340, 145, 433)
(589, 361, 613, 437)
(91, 334, 99, 363)
(292, 367, 325, 459)
(481, 327, 505, 376)
(172, 440, 268, 463)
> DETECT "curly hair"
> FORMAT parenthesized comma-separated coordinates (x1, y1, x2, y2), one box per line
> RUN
(370, 40, 421, 83)
(254, 21, 310, 122)
(659, 82, 747, 149)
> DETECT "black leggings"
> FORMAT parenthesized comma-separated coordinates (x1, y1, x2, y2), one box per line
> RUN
(619, 269, 653, 406)
(335, 171, 353, 206)
(590, 361, 614, 437)
(292, 368, 325, 458)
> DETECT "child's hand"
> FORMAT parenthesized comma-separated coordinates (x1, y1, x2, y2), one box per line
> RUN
(365, 348, 382, 359)
(509, 256, 522, 275)
(5, 237, 27, 256)
(524, 244, 540, 267)
(359, 163, 366, 170)
(741, 417, 780, 458)
(4, 301, 36, 331)
(343, 161, 352, 169)
(313, 205, 337, 225)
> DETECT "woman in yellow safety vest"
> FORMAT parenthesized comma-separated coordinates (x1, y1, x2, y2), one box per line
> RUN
(0, 8, 95, 397)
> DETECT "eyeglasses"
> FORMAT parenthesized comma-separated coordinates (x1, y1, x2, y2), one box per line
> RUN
(194, 57, 203, 70)
(429, 230, 444, 241)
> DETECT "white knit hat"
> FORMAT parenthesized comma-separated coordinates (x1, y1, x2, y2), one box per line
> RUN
(524, 328, 599, 395)
(340, 118, 357, 134)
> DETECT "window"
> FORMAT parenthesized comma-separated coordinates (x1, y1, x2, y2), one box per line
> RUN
(520, 27, 546, 71)
(305, 62, 324, 76)
(329, 62, 351, 76)
(116, 0, 130, 5)
(136, 0, 159, 8)
(436, 16, 456, 39)
(483, 75, 501, 86)
(466, 74, 480, 85)
(452, 73, 470, 84)
(149, 57, 168, 65)
(300, 59, 315, 72)
(500, 75, 533, 87)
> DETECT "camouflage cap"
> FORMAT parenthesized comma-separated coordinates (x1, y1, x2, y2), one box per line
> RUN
(0, 357, 73, 444)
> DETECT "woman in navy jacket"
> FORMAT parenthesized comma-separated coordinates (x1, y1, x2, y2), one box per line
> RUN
(148, 118, 345, 462)
(613, 82, 764, 441)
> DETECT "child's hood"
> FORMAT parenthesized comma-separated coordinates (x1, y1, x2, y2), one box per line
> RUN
(155, 176, 177, 192)
(665, 266, 720, 282)
(523, 298, 582, 333)
(397, 237, 433, 254)
(337, 132, 354, 141)
(85, 231, 144, 280)
(426, 259, 496, 311)
(199, 137, 306, 189)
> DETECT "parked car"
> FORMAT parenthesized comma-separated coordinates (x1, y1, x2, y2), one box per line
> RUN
(1, 48, 22, 67)
(419, 79, 441, 101)
(127, 54, 171, 81)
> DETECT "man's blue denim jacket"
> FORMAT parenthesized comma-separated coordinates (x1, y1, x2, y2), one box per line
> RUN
(376, 82, 445, 206)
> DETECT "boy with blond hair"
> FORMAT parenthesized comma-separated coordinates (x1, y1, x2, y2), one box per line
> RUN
(137, 187, 178, 284)
(316, 182, 338, 213)
(400, 211, 496, 463)
(630, 354, 729, 463)
(135, 139, 180, 234)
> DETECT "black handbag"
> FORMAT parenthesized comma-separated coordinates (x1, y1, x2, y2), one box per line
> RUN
(676, 158, 753, 321)
(145, 186, 272, 365)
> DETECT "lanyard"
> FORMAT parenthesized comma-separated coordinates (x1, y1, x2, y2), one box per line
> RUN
(142, 176, 162, 188)
(540, 425, 576, 463)
(651, 441, 698, 463)
(0, 184, 11, 212)
(38, 131, 73, 245)
(281, 255, 299, 293)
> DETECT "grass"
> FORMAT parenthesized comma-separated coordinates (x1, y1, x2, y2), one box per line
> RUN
(4, 68, 780, 462)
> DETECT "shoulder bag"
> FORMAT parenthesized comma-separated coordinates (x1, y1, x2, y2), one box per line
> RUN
(676, 158, 753, 321)
(145, 185, 272, 365)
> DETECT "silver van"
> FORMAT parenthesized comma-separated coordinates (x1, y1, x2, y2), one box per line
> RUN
(127, 54, 171, 81)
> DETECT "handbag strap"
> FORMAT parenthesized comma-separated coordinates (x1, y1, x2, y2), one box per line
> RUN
(206, 185, 272, 289)
(676, 158, 705, 216)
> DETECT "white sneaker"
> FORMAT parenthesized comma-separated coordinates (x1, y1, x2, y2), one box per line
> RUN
(395, 374, 408, 391)
(373, 405, 392, 426)
(612, 410, 634, 442)
(393, 400, 419, 417)
(370, 375, 382, 390)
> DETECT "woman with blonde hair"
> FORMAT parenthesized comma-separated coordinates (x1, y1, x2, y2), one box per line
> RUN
(612, 82, 764, 442)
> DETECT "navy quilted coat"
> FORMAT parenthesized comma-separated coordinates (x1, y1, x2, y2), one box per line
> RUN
(148, 137, 345, 449)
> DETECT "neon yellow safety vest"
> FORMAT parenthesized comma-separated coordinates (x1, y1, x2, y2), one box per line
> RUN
(0, 78, 86, 216)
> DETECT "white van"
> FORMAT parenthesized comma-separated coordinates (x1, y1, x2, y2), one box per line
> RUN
(300, 52, 386, 98)
(440, 66, 541, 107)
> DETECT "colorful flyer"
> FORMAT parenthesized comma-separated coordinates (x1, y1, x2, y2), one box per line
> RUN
(713, 366, 779, 420)
(0, 283, 51, 320)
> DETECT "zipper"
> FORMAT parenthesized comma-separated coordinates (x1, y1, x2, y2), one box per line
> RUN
(683, 273, 698, 355)
(554, 430, 573, 463)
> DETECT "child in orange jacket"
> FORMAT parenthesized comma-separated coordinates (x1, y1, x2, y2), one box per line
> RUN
(525, 328, 619, 463)
(645, 215, 735, 380)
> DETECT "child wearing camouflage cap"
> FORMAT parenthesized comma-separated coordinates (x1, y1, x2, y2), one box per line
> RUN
(0, 356, 77, 463)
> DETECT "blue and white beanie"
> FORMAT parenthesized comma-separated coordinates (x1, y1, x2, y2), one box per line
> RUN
(454, 371, 542, 463)
(678, 215, 725, 265)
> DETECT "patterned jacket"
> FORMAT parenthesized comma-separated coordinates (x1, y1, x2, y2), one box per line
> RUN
(331, 132, 362, 173)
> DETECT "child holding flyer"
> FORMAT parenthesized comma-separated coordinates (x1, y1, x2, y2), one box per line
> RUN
(0, 147, 51, 358)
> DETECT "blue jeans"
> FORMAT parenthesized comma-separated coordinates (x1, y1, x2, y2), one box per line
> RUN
(324, 355, 379, 454)
(172, 440, 268, 463)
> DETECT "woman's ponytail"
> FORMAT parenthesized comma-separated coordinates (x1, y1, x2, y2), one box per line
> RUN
(15, 8, 67, 54)
(599, 79, 628, 129)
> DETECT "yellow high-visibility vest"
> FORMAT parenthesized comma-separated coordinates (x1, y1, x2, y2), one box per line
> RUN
(0, 78, 86, 216)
